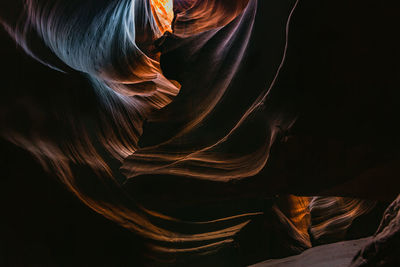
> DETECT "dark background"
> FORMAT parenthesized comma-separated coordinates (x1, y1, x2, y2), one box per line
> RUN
(1, 0, 399, 266)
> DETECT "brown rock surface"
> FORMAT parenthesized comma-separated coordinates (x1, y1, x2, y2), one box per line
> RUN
(249, 238, 370, 267)
(350, 195, 400, 266)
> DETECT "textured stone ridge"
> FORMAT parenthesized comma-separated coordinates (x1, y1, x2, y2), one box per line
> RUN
(249, 238, 370, 267)
(350, 194, 400, 266)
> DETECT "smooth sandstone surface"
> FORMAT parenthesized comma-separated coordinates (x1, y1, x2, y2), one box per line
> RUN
(249, 238, 370, 267)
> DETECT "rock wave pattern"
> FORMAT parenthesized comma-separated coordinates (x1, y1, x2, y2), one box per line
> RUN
(0, 0, 327, 258)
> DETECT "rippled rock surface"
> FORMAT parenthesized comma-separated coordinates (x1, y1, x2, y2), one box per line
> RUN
(350, 195, 400, 267)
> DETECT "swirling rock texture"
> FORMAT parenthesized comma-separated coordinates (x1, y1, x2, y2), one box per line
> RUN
(252, 195, 400, 267)
(1, 0, 400, 266)
(350, 194, 400, 267)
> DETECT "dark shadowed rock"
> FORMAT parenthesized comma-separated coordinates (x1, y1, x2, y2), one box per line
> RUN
(249, 238, 370, 267)
(350, 195, 400, 267)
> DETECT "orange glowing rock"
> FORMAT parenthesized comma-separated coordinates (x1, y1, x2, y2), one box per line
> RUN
(150, 0, 174, 34)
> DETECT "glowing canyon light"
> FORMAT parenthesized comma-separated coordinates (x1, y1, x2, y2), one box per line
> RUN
(150, 0, 174, 34)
